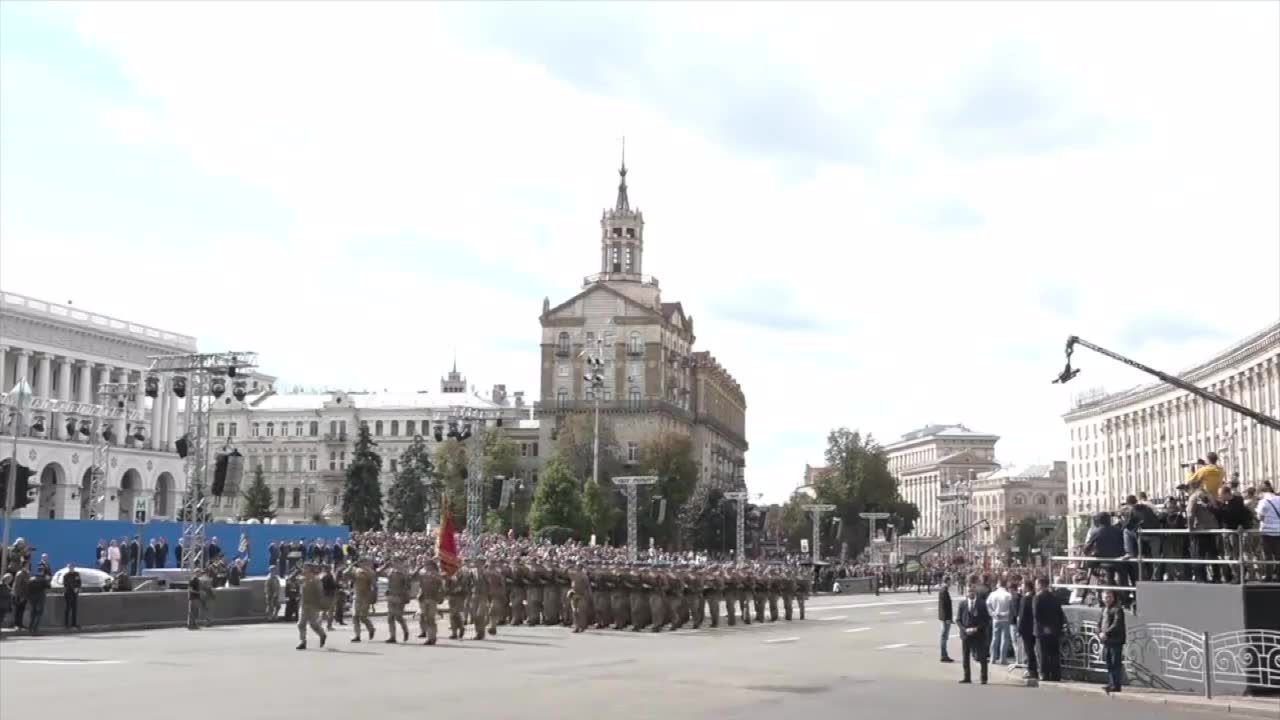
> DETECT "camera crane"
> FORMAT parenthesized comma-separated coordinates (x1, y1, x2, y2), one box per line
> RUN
(1053, 335, 1280, 433)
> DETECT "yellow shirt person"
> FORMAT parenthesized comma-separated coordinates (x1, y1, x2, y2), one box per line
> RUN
(1190, 456, 1224, 496)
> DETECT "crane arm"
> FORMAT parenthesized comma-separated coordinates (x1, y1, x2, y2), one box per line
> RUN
(1054, 335, 1280, 433)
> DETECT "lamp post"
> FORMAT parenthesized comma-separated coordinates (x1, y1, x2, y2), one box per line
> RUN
(580, 324, 611, 488)
(612, 475, 657, 561)
(859, 511, 891, 564)
(803, 503, 836, 565)
(2, 380, 33, 575)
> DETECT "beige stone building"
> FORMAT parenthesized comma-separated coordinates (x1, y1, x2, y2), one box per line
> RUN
(538, 159, 748, 493)
(885, 424, 1000, 539)
(970, 462, 1068, 553)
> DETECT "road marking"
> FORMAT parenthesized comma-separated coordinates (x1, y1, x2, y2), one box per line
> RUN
(876, 643, 910, 650)
(807, 598, 935, 612)
(879, 611, 900, 615)
(15, 660, 124, 666)
(817, 615, 847, 621)
(904, 620, 926, 625)
(843, 627, 871, 633)
(764, 637, 799, 644)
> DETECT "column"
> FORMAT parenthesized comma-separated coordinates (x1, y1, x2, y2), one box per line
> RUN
(14, 349, 31, 389)
(55, 357, 72, 439)
(165, 374, 178, 449)
(77, 362, 93, 403)
(133, 371, 147, 448)
(0, 345, 7, 393)
(149, 373, 163, 450)
(35, 352, 52, 399)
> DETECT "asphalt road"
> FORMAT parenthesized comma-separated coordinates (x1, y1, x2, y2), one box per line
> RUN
(0, 594, 1231, 720)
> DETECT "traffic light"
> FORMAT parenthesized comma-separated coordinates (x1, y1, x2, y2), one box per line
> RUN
(0, 459, 35, 510)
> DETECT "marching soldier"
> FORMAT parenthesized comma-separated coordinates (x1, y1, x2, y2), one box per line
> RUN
(687, 566, 705, 629)
(724, 567, 738, 626)
(350, 559, 377, 642)
(797, 568, 811, 620)
(509, 560, 527, 626)
(737, 567, 753, 625)
(468, 559, 490, 640)
(767, 569, 780, 622)
(706, 567, 723, 628)
(667, 566, 686, 630)
(485, 560, 506, 636)
(416, 559, 443, 645)
(526, 562, 545, 626)
(569, 562, 592, 633)
(445, 566, 468, 639)
(630, 565, 650, 631)
(296, 563, 328, 650)
(385, 559, 411, 643)
(752, 568, 767, 623)
(559, 565, 574, 627)
(592, 566, 612, 629)
(781, 569, 796, 621)
(496, 561, 514, 626)
(265, 566, 282, 621)
(542, 562, 561, 629)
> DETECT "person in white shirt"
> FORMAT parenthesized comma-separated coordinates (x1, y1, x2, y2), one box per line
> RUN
(1256, 482, 1280, 582)
(107, 541, 122, 574)
(986, 579, 1014, 665)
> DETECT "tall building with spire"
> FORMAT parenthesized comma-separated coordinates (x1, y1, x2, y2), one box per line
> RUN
(538, 155, 749, 505)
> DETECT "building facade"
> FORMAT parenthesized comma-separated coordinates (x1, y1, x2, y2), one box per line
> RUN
(1063, 322, 1280, 534)
(885, 424, 1000, 539)
(969, 462, 1068, 552)
(206, 365, 541, 523)
(0, 290, 195, 521)
(538, 159, 748, 494)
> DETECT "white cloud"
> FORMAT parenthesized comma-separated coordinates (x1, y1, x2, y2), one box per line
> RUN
(2, 2, 1277, 503)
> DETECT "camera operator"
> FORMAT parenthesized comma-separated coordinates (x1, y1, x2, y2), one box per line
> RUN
(1189, 452, 1225, 496)
(1123, 495, 1159, 581)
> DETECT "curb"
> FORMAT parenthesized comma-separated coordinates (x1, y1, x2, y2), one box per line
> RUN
(1034, 676, 1280, 719)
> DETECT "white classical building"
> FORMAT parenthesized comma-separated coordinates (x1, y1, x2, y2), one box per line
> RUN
(885, 424, 1001, 539)
(0, 290, 195, 521)
(205, 365, 543, 523)
(1063, 321, 1280, 534)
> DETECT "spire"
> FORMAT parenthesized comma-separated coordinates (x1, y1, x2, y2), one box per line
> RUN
(615, 136, 630, 213)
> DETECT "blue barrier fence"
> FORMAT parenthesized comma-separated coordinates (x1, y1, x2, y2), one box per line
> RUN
(0, 518, 349, 576)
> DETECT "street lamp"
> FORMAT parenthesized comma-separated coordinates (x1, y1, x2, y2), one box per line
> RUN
(580, 322, 613, 488)
(2, 380, 33, 575)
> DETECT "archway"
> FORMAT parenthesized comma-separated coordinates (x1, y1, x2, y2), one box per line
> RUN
(118, 468, 143, 521)
(80, 467, 98, 520)
(155, 472, 174, 519)
(37, 462, 65, 519)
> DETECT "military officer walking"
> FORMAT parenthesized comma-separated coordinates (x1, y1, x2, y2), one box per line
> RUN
(350, 559, 377, 642)
(296, 563, 328, 650)
(385, 559, 411, 643)
(416, 559, 444, 645)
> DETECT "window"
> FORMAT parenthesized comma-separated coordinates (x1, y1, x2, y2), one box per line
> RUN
(628, 331, 643, 355)
(375, 420, 383, 436)
(216, 422, 225, 436)
(296, 421, 304, 436)
(339, 451, 346, 469)
(308, 455, 317, 471)
(264, 456, 274, 473)
(329, 452, 337, 471)
(520, 443, 529, 457)
(266, 422, 275, 437)
(603, 389, 612, 402)
(340, 421, 347, 435)
(628, 389, 641, 409)
(293, 455, 303, 472)
(279, 422, 289, 437)
(252, 423, 261, 437)
(557, 388, 569, 408)
(329, 420, 338, 436)
(532, 442, 539, 457)
(276, 487, 286, 507)
(557, 332, 571, 355)
(390, 459, 398, 474)
(624, 246, 632, 272)
(627, 441, 639, 462)
(309, 421, 318, 436)
(291, 488, 301, 509)
(586, 388, 595, 400)
(585, 331, 595, 346)
(390, 420, 399, 437)
(558, 364, 569, 377)
(406, 420, 416, 436)
(229, 422, 238, 438)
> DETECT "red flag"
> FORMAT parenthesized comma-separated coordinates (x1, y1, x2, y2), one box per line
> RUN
(437, 502, 460, 577)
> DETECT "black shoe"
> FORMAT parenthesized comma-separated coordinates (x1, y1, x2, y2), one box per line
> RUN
(385, 637, 396, 644)
(418, 633, 427, 639)
(351, 637, 361, 643)
(959, 679, 971, 684)
(319, 634, 327, 648)
(296, 643, 306, 650)
(941, 657, 954, 663)
(425, 639, 436, 645)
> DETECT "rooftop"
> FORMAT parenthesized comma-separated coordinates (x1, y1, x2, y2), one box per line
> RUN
(245, 389, 510, 413)
(1, 289, 197, 352)
(886, 423, 999, 449)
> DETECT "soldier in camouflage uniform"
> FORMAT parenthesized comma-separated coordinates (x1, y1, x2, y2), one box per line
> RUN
(766, 569, 780, 622)
(509, 560, 527, 626)
(592, 566, 612, 629)
(629, 566, 650, 631)
(781, 568, 796, 621)
(568, 562, 592, 633)
(468, 559, 490, 640)
(646, 567, 666, 632)
(526, 562, 545, 626)
(349, 559, 377, 642)
(485, 560, 506, 636)
(737, 567, 753, 625)
(706, 568, 724, 628)
(416, 559, 444, 645)
(612, 566, 631, 630)
(687, 566, 705, 629)
(724, 568, 738, 626)
(555, 564, 572, 627)
(385, 559, 412, 643)
(752, 567, 767, 623)
(797, 567, 811, 621)
(445, 567, 468, 639)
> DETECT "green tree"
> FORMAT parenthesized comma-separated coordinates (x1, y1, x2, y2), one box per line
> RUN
(812, 428, 920, 560)
(582, 476, 619, 542)
(432, 438, 469, 528)
(554, 414, 622, 485)
(240, 465, 275, 522)
(483, 509, 508, 535)
(527, 455, 584, 536)
(386, 435, 434, 532)
(641, 432, 700, 549)
(341, 423, 384, 531)
(481, 428, 520, 482)
(1009, 516, 1040, 564)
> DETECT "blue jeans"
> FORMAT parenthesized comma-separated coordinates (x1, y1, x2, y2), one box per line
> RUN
(940, 621, 952, 658)
(1103, 643, 1125, 689)
(990, 620, 1012, 663)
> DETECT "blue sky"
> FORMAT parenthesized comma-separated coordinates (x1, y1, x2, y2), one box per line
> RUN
(2, 2, 1277, 503)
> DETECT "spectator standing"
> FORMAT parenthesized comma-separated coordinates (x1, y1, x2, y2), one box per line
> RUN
(1033, 576, 1065, 681)
(11, 564, 29, 629)
(158, 537, 169, 569)
(938, 580, 954, 663)
(107, 540, 121, 574)
(1097, 590, 1127, 693)
(0, 574, 12, 632)
(62, 563, 82, 630)
(986, 579, 1013, 665)
(1017, 577, 1038, 680)
(129, 537, 140, 575)
(25, 567, 48, 635)
(1257, 482, 1280, 582)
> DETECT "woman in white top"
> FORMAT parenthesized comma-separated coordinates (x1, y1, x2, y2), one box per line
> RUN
(1256, 482, 1280, 582)
(107, 540, 122, 574)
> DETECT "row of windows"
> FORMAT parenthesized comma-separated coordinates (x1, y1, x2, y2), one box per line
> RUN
(557, 388, 642, 407)
(557, 331, 645, 355)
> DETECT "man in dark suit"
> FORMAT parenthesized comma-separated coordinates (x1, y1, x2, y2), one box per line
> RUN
(938, 579, 954, 663)
(1018, 577, 1039, 679)
(956, 585, 990, 684)
(157, 538, 168, 569)
(143, 541, 156, 570)
(1033, 576, 1065, 681)
(331, 540, 344, 568)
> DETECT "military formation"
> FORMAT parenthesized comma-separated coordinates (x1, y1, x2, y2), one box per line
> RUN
(290, 557, 814, 649)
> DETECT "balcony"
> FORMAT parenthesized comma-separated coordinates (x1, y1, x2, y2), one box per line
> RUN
(582, 272, 659, 289)
(695, 412, 749, 451)
(323, 432, 348, 444)
(542, 398, 693, 422)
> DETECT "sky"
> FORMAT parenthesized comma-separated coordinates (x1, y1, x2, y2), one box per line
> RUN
(1, 1, 1277, 504)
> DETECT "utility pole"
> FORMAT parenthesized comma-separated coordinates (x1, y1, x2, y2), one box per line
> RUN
(613, 475, 657, 561)
(803, 503, 836, 565)
(860, 512, 891, 564)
